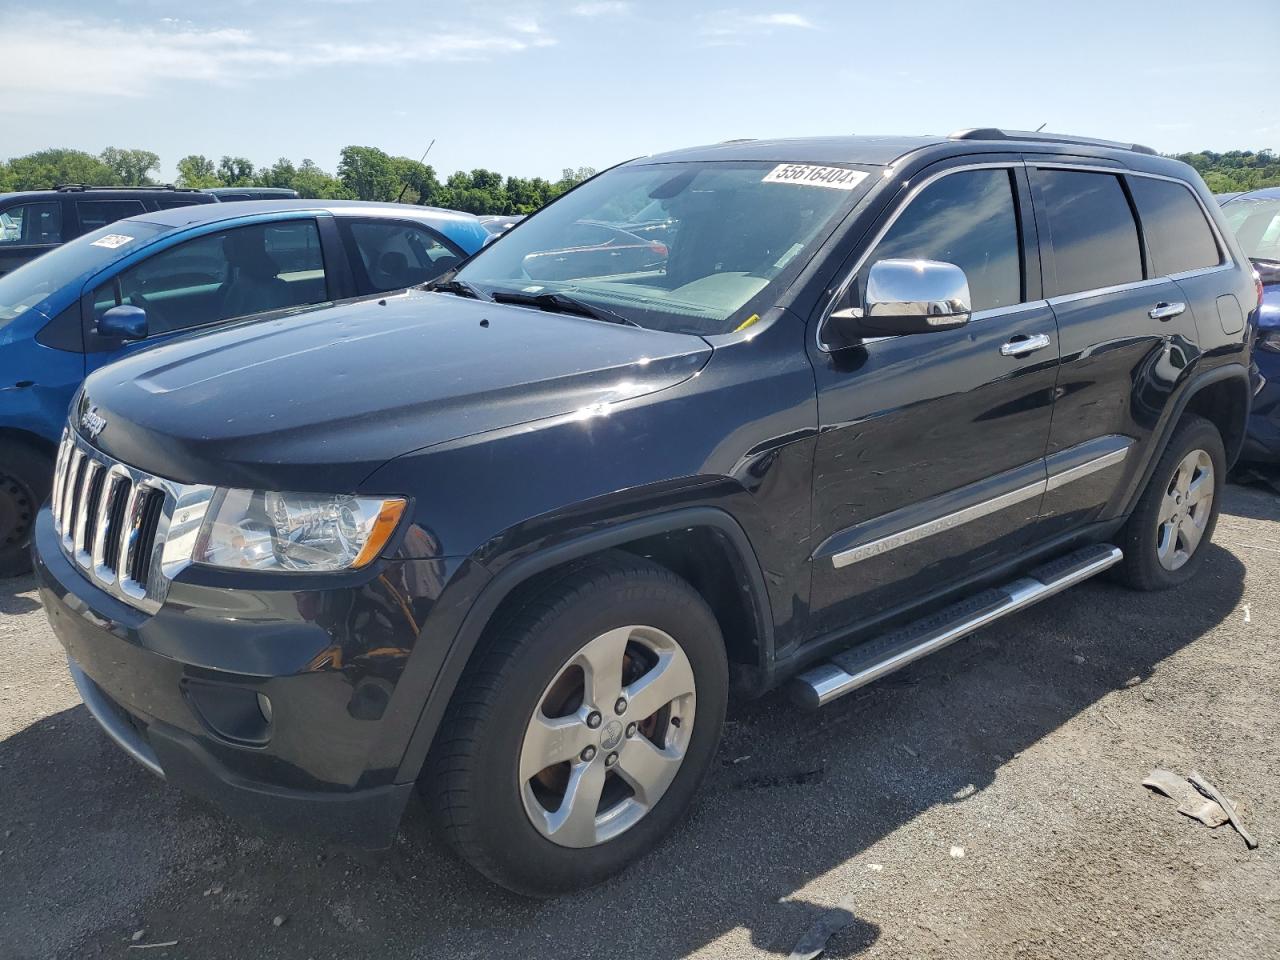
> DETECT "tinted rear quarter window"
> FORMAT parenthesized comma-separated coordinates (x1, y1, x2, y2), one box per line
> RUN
(0, 201, 63, 245)
(1035, 170, 1143, 297)
(1128, 177, 1221, 276)
(76, 199, 146, 233)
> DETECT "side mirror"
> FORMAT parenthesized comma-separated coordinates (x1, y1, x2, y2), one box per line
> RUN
(829, 259, 971, 342)
(98, 304, 149, 341)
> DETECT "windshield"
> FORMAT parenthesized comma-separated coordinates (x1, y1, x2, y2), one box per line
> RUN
(0, 220, 167, 323)
(1222, 196, 1280, 264)
(453, 161, 868, 335)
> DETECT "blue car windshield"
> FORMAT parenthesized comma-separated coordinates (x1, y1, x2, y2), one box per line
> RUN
(453, 160, 869, 336)
(0, 221, 166, 324)
(1222, 197, 1280, 264)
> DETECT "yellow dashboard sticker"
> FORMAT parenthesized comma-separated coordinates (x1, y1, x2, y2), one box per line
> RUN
(734, 313, 762, 333)
(761, 164, 867, 190)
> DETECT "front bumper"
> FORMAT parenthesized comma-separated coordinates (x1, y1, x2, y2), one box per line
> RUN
(32, 507, 440, 848)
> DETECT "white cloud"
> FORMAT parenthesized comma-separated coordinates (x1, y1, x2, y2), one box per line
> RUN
(748, 12, 813, 28)
(0, 12, 556, 112)
(699, 8, 816, 44)
(571, 1, 631, 15)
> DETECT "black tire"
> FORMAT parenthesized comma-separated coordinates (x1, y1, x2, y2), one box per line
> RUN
(0, 442, 52, 578)
(1115, 414, 1225, 591)
(422, 552, 728, 897)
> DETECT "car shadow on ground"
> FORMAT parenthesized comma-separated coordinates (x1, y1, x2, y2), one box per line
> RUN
(0, 537, 1250, 959)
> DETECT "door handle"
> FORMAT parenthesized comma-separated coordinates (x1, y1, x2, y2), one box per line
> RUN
(1000, 333, 1052, 357)
(1149, 301, 1186, 321)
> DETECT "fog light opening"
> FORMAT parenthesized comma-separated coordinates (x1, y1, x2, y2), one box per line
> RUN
(256, 692, 273, 725)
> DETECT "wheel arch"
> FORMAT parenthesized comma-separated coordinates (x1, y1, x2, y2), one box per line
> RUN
(393, 507, 774, 785)
(0, 426, 57, 459)
(1122, 362, 1251, 517)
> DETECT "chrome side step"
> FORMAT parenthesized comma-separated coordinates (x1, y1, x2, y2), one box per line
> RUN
(791, 544, 1123, 710)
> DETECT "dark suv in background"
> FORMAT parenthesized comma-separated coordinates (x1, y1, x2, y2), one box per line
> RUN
(34, 129, 1256, 897)
(0, 185, 216, 277)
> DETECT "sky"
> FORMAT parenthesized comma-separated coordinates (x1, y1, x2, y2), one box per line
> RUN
(2, 0, 1277, 182)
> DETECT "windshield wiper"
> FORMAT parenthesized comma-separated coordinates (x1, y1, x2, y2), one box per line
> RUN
(489, 289, 640, 327)
(426, 276, 489, 300)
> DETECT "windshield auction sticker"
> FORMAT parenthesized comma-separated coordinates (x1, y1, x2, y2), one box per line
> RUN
(90, 234, 135, 249)
(762, 164, 868, 190)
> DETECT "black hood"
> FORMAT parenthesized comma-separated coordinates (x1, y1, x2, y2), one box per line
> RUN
(78, 290, 711, 491)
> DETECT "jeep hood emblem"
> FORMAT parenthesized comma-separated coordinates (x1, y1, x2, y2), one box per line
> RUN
(81, 405, 107, 440)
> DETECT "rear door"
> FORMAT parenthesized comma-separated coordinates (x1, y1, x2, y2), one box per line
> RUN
(339, 218, 467, 294)
(0, 199, 66, 277)
(806, 160, 1060, 640)
(72, 199, 147, 238)
(1029, 163, 1201, 538)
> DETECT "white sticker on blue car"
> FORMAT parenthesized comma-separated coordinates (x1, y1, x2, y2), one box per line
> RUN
(761, 164, 867, 190)
(90, 234, 135, 249)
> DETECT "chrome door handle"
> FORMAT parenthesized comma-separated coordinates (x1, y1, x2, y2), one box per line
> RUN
(1149, 301, 1186, 320)
(1000, 333, 1052, 357)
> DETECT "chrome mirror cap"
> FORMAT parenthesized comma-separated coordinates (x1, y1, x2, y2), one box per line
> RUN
(828, 259, 973, 343)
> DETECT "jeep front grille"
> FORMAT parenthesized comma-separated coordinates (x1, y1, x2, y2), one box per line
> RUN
(51, 430, 215, 614)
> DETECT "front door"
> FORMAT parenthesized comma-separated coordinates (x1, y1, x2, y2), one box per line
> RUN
(806, 162, 1059, 641)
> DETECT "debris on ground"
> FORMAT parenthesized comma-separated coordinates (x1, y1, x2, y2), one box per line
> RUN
(950, 846, 965, 859)
(130, 929, 146, 942)
(272, 914, 287, 927)
(127, 941, 178, 951)
(1143, 768, 1258, 848)
(1189, 771, 1258, 850)
(786, 898, 858, 960)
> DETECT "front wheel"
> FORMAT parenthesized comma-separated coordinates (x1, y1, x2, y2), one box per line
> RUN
(422, 553, 728, 896)
(1115, 414, 1225, 591)
(0, 443, 52, 578)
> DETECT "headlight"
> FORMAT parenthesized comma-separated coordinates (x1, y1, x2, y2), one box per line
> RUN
(194, 489, 407, 572)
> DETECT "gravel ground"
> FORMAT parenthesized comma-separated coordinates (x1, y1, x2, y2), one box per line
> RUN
(2, 478, 1277, 960)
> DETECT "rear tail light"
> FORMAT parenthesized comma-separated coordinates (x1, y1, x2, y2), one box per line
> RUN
(649, 242, 669, 258)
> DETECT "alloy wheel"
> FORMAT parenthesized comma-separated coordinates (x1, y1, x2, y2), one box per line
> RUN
(519, 625, 696, 848)
(1156, 449, 1214, 571)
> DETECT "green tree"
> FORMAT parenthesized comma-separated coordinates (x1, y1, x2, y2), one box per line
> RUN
(390, 156, 441, 205)
(175, 154, 220, 189)
(258, 157, 298, 190)
(217, 156, 256, 186)
(292, 159, 351, 199)
(337, 146, 398, 201)
(99, 147, 160, 185)
(1, 148, 118, 189)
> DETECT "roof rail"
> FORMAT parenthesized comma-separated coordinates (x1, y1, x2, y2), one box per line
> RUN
(53, 183, 196, 193)
(948, 128, 1157, 156)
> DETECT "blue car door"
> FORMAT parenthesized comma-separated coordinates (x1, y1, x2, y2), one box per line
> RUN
(82, 217, 337, 376)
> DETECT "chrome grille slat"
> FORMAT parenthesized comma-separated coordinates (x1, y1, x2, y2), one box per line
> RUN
(55, 430, 215, 615)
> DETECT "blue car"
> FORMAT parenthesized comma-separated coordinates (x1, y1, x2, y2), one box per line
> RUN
(1221, 187, 1280, 461)
(0, 199, 487, 574)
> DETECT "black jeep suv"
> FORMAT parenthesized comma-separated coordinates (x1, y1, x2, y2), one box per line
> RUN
(33, 129, 1257, 896)
(0, 184, 215, 277)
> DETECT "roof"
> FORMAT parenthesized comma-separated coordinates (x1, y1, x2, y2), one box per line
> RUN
(1228, 186, 1280, 201)
(639, 135, 945, 167)
(134, 197, 479, 228)
(635, 130, 1176, 171)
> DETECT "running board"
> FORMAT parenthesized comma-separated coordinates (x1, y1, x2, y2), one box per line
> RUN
(791, 544, 1123, 710)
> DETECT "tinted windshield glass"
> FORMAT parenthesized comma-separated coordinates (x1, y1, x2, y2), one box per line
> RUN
(454, 161, 867, 335)
(1223, 197, 1280, 263)
(0, 221, 166, 323)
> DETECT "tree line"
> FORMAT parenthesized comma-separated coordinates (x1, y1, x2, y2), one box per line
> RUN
(0, 146, 597, 216)
(3, 145, 1276, 214)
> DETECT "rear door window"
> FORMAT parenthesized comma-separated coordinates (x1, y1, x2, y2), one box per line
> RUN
(344, 219, 463, 294)
(75, 199, 146, 233)
(1128, 177, 1222, 276)
(855, 167, 1023, 313)
(0, 202, 63, 245)
(1033, 170, 1143, 297)
(92, 219, 330, 337)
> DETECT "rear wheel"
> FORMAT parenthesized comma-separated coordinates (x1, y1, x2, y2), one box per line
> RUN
(1115, 414, 1225, 591)
(422, 553, 727, 896)
(0, 443, 52, 578)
